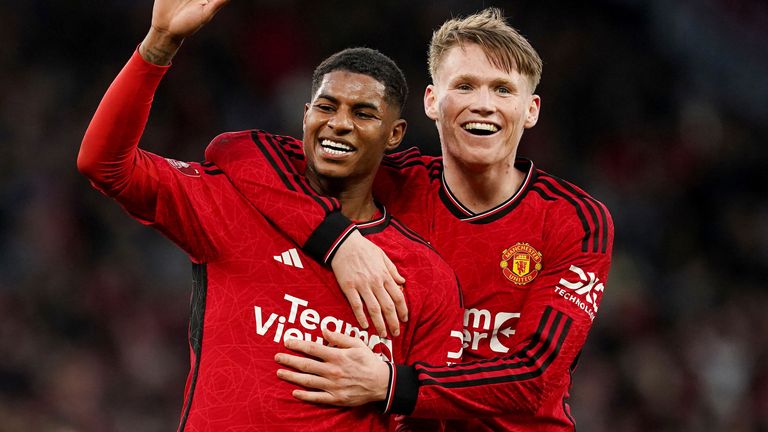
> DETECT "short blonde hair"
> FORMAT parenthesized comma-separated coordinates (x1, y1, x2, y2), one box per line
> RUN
(428, 8, 543, 91)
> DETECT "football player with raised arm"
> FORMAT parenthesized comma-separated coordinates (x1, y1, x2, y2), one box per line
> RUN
(77, 1, 462, 430)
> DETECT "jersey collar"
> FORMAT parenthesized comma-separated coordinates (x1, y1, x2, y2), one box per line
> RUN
(439, 158, 536, 224)
(355, 204, 391, 235)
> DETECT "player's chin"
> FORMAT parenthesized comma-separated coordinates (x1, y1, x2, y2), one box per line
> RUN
(454, 145, 502, 164)
(313, 162, 352, 179)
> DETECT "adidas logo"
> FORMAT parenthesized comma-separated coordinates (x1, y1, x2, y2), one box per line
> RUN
(273, 248, 304, 268)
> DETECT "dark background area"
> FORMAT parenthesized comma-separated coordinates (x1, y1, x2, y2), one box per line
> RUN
(1, 1, 767, 431)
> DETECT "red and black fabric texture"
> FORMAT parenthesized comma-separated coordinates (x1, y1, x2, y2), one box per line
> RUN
(79, 50, 464, 432)
(209, 119, 614, 431)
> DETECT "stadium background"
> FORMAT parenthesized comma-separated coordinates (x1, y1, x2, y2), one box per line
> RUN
(1, 1, 767, 430)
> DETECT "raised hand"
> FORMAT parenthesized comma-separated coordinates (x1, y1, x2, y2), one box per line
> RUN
(331, 230, 408, 338)
(150, 0, 229, 39)
(140, 0, 230, 65)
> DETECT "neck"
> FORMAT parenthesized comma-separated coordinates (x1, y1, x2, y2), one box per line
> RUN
(306, 170, 378, 222)
(443, 157, 525, 213)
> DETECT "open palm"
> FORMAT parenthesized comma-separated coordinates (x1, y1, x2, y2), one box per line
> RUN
(151, 0, 229, 39)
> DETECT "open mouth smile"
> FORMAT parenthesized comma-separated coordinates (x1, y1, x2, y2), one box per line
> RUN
(320, 139, 356, 155)
(462, 122, 500, 136)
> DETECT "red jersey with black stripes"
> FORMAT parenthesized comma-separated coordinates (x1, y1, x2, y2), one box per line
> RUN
(206, 140, 614, 431)
(373, 151, 613, 431)
(78, 50, 464, 432)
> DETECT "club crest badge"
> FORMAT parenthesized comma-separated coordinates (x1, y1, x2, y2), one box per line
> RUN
(166, 158, 200, 177)
(500, 243, 542, 285)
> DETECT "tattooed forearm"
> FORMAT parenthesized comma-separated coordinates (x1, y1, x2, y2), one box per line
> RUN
(139, 29, 183, 65)
(140, 45, 176, 65)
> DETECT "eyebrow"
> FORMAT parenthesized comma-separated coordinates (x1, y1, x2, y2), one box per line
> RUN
(316, 94, 382, 112)
(451, 74, 518, 90)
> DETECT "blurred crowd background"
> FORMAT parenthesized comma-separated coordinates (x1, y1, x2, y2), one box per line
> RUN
(1, 1, 767, 431)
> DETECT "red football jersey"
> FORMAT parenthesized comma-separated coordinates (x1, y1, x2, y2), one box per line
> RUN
(207, 136, 614, 431)
(375, 152, 613, 431)
(79, 51, 464, 432)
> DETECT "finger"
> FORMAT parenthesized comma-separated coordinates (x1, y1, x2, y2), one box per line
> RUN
(283, 337, 342, 361)
(292, 389, 348, 406)
(276, 368, 333, 390)
(341, 287, 369, 330)
(371, 282, 400, 337)
(207, 0, 230, 12)
(275, 352, 329, 376)
(201, 0, 229, 24)
(383, 277, 407, 330)
(384, 257, 408, 322)
(384, 255, 406, 286)
(322, 328, 368, 348)
(358, 284, 386, 337)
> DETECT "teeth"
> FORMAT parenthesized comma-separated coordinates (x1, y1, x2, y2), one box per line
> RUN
(463, 122, 499, 132)
(321, 139, 354, 154)
(324, 147, 347, 155)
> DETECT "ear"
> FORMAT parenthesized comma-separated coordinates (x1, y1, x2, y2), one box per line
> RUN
(386, 119, 408, 151)
(524, 95, 541, 129)
(302, 103, 310, 132)
(423, 85, 438, 120)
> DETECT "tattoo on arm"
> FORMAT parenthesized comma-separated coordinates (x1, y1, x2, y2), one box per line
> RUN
(139, 29, 182, 66)
(141, 45, 175, 65)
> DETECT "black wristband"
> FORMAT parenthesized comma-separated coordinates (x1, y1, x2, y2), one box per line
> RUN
(302, 210, 356, 264)
(389, 364, 419, 415)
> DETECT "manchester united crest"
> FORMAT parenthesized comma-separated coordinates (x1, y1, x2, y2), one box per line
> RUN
(166, 158, 200, 177)
(500, 243, 542, 285)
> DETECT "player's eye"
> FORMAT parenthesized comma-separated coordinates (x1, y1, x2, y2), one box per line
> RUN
(356, 111, 376, 120)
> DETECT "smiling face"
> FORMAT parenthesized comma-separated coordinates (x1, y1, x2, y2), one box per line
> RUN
(303, 70, 406, 190)
(424, 43, 540, 171)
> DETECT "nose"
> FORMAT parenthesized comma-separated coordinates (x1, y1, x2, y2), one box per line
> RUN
(327, 108, 353, 134)
(469, 87, 495, 115)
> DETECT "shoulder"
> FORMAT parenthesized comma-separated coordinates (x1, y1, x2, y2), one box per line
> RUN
(529, 169, 614, 254)
(376, 147, 443, 198)
(381, 147, 442, 175)
(530, 169, 612, 217)
(204, 129, 304, 162)
(206, 129, 303, 148)
(249, 129, 304, 153)
(203, 130, 254, 163)
(209, 129, 302, 144)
